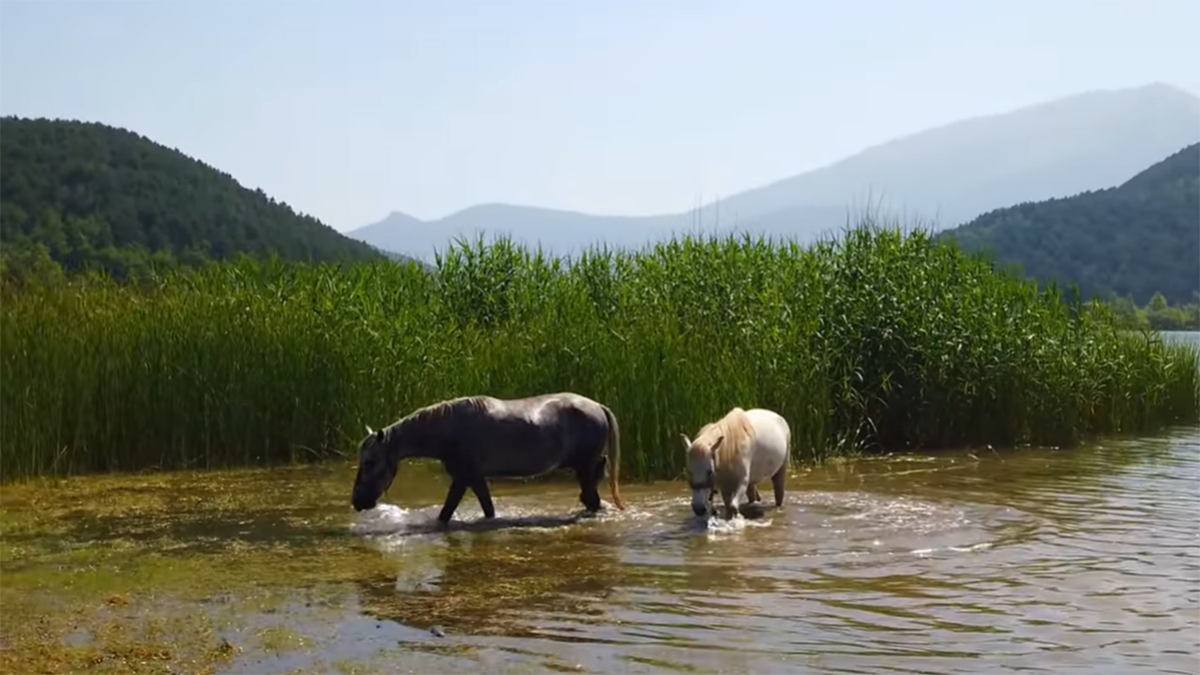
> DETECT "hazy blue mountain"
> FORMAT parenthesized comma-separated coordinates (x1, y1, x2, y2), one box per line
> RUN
(349, 83, 1200, 261)
(347, 211, 426, 257)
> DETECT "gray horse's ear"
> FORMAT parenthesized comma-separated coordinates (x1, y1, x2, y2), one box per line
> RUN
(365, 424, 375, 436)
(680, 433, 692, 449)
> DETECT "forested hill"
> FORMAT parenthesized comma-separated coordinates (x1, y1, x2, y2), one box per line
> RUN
(0, 117, 385, 279)
(940, 143, 1200, 305)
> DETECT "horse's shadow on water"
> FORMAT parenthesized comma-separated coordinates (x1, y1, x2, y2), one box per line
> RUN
(350, 503, 605, 540)
(350, 497, 784, 545)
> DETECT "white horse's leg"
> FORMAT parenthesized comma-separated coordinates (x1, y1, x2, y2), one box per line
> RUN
(771, 464, 786, 507)
(718, 481, 745, 520)
(717, 486, 734, 519)
(728, 479, 750, 519)
(746, 483, 761, 503)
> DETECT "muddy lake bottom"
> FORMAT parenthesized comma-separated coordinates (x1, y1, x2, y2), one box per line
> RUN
(2, 427, 1198, 675)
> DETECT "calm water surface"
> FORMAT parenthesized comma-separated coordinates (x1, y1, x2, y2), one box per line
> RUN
(2, 425, 1198, 674)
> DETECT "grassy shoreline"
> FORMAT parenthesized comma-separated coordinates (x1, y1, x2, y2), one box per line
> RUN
(2, 221, 1197, 482)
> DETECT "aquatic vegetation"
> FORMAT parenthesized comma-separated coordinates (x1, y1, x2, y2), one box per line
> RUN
(2, 220, 1197, 481)
(0, 465, 385, 674)
(0, 462, 642, 674)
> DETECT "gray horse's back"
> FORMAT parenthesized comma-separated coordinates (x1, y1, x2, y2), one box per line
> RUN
(469, 392, 612, 477)
(486, 392, 608, 428)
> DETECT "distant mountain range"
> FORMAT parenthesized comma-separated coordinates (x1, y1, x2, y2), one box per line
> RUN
(941, 142, 1200, 305)
(348, 83, 1200, 261)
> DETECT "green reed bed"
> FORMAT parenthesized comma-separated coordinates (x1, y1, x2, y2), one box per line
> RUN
(2, 222, 1196, 481)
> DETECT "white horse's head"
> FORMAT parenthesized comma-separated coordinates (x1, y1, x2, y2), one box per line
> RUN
(682, 432, 724, 517)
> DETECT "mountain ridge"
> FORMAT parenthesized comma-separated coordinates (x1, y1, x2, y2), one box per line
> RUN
(0, 116, 396, 279)
(939, 141, 1200, 305)
(349, 82, 1200, 260)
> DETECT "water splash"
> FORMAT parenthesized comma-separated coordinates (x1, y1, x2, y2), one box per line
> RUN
(348, 500, 620, 542)
(349, 503, 418, 536)
(911, 542, 995, 557)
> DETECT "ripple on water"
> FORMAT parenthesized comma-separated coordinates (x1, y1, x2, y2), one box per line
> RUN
(336, 427, 1200, 667)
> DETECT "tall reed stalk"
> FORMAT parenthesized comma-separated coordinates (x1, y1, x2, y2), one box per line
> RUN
(2, 221, 1196, 481)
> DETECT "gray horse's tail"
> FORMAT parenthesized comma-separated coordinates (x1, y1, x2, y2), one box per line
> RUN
(601, 404, 627, 510)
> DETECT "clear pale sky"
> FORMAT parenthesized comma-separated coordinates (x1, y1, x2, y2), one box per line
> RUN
(2, 0, 1198, 232)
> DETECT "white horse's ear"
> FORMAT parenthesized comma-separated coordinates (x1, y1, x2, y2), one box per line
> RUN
(710, 435, 725, 455)
(680, 433, 692, 449)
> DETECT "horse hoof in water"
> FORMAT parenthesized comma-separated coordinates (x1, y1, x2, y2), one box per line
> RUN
(738, 502, 773, 519)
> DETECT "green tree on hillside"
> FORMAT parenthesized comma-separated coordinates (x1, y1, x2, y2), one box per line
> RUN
(941, 143, 1200, 306)
(0, 116, 385, 281)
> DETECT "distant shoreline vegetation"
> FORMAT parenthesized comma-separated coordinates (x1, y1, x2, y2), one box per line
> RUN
(2, 221, 1196, 482)
(1105, 292, 1200, 332)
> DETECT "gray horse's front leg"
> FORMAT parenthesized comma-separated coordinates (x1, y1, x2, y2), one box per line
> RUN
(746, 484, 761, 503)
(437, 479, 469, 525)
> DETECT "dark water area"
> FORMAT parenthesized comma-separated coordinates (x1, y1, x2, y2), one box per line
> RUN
(2, 424, 1198, 674)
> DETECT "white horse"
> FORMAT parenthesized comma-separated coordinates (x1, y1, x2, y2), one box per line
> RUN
(682, 407, 791, 519)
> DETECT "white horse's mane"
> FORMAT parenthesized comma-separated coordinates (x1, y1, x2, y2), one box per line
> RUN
(690, 407, 756, 467)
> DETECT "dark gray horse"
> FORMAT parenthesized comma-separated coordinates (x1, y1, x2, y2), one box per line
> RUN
(351, 392, 628, 524)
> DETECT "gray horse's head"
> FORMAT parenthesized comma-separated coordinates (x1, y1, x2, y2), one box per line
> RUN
(351, 425, 399, 511)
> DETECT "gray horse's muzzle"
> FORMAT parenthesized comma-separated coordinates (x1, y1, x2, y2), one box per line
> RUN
(692, 503, 709, 517)
(352, 493, 377, 512)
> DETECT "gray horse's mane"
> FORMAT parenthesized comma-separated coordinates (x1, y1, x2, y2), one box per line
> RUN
(385, 395, 492, 440)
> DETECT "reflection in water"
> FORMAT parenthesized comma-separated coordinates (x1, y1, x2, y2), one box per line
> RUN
(354, 510, 626, 638)
(1, 426, 1197, 674)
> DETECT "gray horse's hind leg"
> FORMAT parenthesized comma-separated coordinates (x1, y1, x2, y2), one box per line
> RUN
(471, 478, 496, 519)
(771, 465, 786, 507)
(576, 456, 605, 512)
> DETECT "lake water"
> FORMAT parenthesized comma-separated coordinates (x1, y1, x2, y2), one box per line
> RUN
(2, 427, 1200, 667)
(2, 421, 1198, 674)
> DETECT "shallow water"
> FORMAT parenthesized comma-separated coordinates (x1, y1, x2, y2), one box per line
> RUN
(2, 426, 1198, 675)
